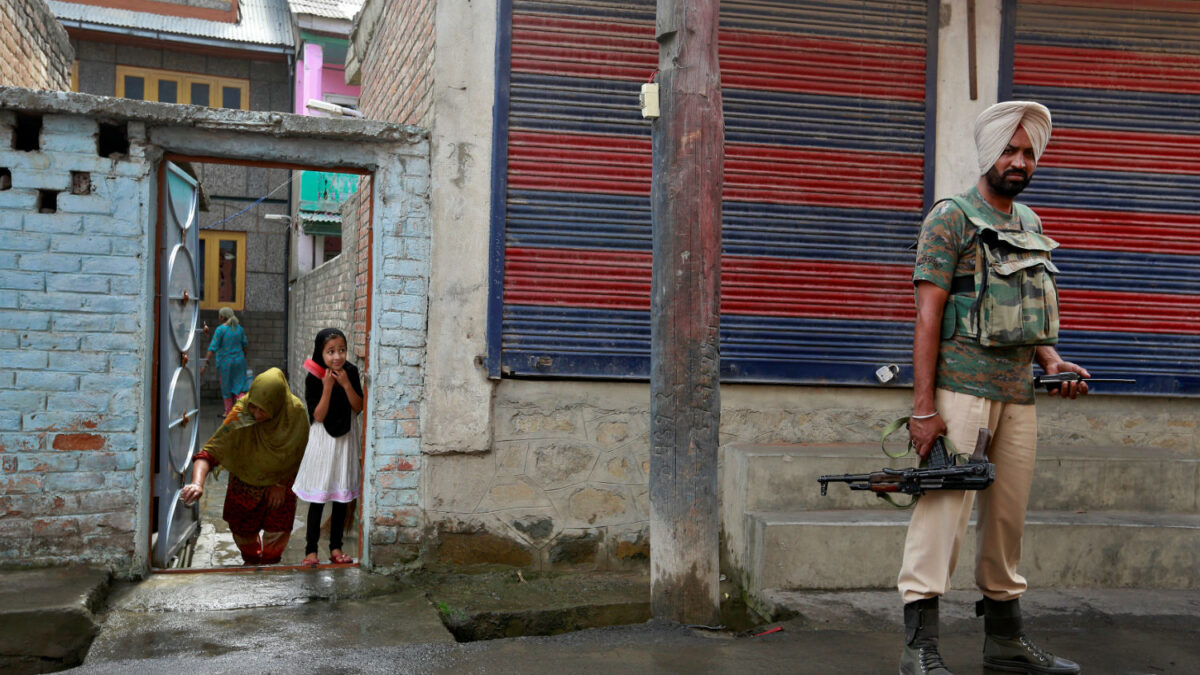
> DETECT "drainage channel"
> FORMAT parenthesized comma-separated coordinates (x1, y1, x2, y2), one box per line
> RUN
(424, 571, 770, 642)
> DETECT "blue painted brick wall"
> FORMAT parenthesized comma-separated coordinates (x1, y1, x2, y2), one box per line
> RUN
(363, 149, 431, 567)
(0, 110, 147, 570)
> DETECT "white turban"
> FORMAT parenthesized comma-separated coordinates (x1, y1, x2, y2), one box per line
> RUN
(974, 101, 1052, 174)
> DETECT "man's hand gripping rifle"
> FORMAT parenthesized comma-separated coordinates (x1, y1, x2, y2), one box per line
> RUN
(818, 427, 996, 505)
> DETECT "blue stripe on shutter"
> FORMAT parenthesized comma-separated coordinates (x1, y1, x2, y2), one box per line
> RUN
(1012, 0, 1200, 394)
(495, 0, 933, 382)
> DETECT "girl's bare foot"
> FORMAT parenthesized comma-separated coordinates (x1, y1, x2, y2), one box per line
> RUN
(301, 553, 319, 568)
(329, 549, 353, 564)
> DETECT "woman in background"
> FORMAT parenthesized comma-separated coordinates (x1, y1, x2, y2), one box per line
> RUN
(202, 306, 251, 415)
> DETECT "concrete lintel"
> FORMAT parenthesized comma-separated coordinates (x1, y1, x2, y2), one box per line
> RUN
(147, 126, 414, 171)
(0, 87, 427, 147)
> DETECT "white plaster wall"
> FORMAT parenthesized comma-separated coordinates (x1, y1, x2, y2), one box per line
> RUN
(420, 0, 498, 456)
(934, 0, 1004, 198)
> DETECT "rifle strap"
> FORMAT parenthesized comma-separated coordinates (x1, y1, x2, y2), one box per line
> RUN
(880, 416, 960, 460)
(878, 416, 956, 509)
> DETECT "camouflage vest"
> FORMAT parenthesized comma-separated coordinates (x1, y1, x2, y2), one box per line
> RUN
(939, 195, 1061, 347)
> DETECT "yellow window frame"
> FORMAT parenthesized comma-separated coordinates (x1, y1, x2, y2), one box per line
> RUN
(115, 66, 249, 110)
(199, 231, 247, 311)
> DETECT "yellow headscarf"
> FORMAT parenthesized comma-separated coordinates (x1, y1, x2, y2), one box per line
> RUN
(201, 368, 309, 486)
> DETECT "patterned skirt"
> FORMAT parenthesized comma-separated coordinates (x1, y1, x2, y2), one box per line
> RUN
(222, 473, 298, 536)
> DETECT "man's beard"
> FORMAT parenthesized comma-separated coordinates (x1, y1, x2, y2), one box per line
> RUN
(985, 165, 1031, 197)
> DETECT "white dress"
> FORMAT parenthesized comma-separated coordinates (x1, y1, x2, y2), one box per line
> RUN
(292, 415, 362, 504)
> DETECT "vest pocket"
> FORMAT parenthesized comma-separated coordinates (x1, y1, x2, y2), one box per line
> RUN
(977, 245, 1060, 347)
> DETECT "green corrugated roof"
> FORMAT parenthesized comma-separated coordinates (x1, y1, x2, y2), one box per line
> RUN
(298, 211, 341, 237)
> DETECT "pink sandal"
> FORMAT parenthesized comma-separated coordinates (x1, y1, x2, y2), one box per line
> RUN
(329, 552, 353, 565)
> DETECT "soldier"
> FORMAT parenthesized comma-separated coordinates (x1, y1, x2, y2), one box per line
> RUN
(900, 101, 1088, 675)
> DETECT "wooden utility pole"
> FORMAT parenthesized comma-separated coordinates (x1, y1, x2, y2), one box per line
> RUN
(649, 0, 723, 625)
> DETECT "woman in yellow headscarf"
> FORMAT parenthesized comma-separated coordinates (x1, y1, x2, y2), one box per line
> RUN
(181, 368, 309, 565)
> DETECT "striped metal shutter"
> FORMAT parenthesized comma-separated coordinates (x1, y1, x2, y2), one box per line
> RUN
(1008, 0, 1200, 394)
(491, 0, 932, 383)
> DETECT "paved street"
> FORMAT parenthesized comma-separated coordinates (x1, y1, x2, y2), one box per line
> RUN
(65, 618, 1200, 674)
(61, 569, 1200, 675)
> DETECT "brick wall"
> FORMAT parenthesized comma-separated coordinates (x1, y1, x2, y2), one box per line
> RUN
(352, 177, 371, 361)
(363, 158, 429, 567)
(289, 186, 360, 394)
(343, 0, 435, 566)
(1, 0, 74, 91)
(0, 110, 150, 569)
(354, 0, 434, 127)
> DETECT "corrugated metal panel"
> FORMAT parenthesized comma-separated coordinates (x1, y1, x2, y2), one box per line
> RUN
(299, 211, 341, 237)
(495, 0, 931, 383)
(49, 0, 294, 48)
(290, 0, 362, 21)
(1011, 0, 1200, 395)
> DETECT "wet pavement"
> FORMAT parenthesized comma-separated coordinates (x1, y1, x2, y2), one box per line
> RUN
(66, 616, 1199, 674)
(55, 567, 1200, 675)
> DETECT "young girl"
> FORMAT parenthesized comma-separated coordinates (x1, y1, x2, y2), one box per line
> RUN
(291, 328, 364, 566)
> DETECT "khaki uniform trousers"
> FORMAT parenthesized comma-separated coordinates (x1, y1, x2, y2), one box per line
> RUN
(898, 388, 1038, 605)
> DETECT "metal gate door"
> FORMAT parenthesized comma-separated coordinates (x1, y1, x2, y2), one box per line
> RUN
(152, 162, 202, 568)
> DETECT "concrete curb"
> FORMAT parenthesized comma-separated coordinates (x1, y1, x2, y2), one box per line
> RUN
(0, 566, 111, 669)
(760, 588, 1200, 634)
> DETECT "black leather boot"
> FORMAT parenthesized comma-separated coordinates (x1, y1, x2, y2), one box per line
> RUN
(900, 597, 953, 675)
(978, 597, 1080, 673)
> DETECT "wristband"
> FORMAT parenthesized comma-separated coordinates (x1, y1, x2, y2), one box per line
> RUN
(910, 411, 939, 420)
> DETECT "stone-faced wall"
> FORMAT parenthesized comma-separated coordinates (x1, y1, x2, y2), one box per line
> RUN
(0, 108, 154, 571)
(424, 378, 1200, 571)
(0, 0, 73, 92)
(0, 88, 429, 574)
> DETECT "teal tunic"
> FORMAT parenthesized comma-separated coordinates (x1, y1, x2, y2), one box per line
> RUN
(210, 323, 250, 399)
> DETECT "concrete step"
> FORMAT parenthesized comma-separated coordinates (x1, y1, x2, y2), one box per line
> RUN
(0, 566, 110, 671)
(741, 509, 1200, 595)
(85, 569, 454, 665)
(725, 443, 1200, 514)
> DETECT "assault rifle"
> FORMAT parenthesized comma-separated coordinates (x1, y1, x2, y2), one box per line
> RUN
(1034, 373, 1136, 391)
(818, 427, 995, 501)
